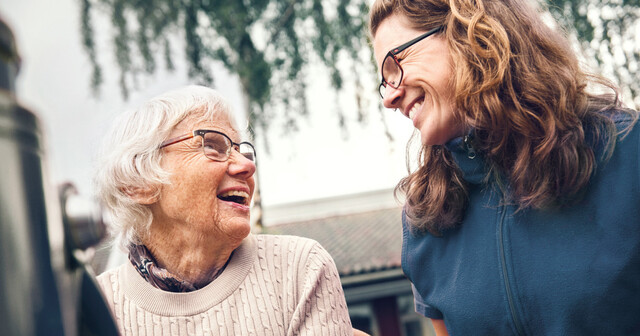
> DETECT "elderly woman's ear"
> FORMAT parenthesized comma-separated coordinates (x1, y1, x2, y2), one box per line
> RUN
(122, 185, 158, 205)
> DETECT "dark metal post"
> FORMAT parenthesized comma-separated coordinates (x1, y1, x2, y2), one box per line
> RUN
(0, 16, 117, 336)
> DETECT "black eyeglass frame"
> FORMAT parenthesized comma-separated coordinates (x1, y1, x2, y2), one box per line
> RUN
(378, 26, 444, 98)
(160, 129, 257, 162)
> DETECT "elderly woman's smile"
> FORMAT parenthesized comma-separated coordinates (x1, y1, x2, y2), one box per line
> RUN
(217, 189, 251, 206)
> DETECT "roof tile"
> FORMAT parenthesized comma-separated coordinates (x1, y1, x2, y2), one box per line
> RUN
(262, 207, 403, 276)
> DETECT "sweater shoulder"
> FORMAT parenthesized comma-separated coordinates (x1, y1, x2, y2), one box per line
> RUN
(256, 234, 324, 253)
(95, 264, 126, 313)
(96, 265, 122, 291)
(257, 233, 320, 245)
(254, 234, 336, 272)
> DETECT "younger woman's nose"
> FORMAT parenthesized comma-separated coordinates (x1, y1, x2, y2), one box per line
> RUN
(382, 85, 403, 109)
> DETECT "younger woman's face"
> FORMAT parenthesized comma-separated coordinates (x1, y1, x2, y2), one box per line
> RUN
(373, 14, 464, 145)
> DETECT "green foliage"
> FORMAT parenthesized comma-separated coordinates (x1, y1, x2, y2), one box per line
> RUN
(79, 0, 640, 140)
(80, 0, 102, 95)
(79, 0, 375, 139)
(545, 0, 640, 108)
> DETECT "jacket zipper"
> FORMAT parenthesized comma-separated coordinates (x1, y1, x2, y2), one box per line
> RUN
(463, 135, 477, 159)
(498, 204, 525, 335)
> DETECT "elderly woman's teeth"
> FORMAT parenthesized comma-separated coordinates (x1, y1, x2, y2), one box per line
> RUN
(218, 190, 249, 204)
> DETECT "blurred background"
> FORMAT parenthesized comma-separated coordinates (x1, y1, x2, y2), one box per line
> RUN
(0, 0, 417, 210)
(1, 0, 638, 335)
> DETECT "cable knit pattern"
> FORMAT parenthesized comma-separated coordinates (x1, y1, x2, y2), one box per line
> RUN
(96, 234, 352, 336)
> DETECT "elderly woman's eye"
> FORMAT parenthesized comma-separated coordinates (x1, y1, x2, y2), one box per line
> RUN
(203, 138, 227, 156)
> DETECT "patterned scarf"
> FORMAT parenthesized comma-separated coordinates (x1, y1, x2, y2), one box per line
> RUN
(128, 244, 199, 292)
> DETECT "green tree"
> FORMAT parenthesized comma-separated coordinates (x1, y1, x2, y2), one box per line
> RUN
(80, 0, 376, 143)
(546, 0, 640, 108)
(80, 0, 381, 228)
(80, 0, 639, 226)
(80, 0, 640, 138)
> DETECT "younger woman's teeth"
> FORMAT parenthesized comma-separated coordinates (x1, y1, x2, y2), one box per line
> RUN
(409, 102, 422, 120)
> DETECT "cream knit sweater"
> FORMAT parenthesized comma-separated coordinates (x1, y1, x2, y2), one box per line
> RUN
(97, 234, 353, 335)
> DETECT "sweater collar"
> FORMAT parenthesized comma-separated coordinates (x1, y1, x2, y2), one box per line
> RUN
(120, 234, 257, 315)
(128, 244, 228, 292)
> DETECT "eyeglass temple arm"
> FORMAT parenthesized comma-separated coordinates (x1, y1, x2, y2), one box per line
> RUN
(159, 132, 196, 148)
(392, 26, 444, 55)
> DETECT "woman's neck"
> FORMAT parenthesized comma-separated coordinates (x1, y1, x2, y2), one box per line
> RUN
(143, 223, 243, 288)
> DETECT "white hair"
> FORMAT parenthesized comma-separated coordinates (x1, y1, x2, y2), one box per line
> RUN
(94, 85, 238, 251)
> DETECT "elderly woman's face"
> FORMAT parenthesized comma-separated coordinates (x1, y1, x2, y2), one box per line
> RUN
(373, 14, 464, 145)
(151, 112, 256, 241)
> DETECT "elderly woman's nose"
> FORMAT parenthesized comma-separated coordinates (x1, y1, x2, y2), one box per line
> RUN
(383, 85, 403, 109)
(228, 151, 256, 177)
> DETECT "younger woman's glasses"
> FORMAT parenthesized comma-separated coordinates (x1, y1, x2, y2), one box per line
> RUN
(379, 26, 443, 98)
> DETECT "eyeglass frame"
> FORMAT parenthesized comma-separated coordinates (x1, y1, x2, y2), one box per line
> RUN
(378, 26, 444, 99)
(159, 129, 257, 162)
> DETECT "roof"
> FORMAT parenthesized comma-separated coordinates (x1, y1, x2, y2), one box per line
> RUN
(262, 206, 403, 277)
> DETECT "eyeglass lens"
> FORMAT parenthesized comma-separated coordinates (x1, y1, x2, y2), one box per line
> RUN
(202, 132, 255, 161)
(380, 55, 402, 98)
(382, 56, 402, 88)
(237, 143, 255, 161)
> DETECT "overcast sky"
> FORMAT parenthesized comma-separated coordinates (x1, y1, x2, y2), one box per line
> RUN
(0, 0, 415, 210)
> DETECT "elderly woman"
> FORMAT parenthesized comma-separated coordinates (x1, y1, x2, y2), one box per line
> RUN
(370, 0, 640, 335)
(95, 85, 354, 335)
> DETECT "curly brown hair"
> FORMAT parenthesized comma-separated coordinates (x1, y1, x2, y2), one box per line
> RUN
(370, 0, 636, 235)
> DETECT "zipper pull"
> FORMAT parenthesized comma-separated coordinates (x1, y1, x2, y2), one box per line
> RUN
(464, 135, 477, 159)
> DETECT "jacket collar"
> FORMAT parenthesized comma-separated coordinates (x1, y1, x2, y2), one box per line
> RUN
(444, 133, 487, 185)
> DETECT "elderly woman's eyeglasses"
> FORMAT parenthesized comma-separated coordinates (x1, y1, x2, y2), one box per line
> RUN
(379, 26, 443, 99)
(160, 130, 256, 162)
